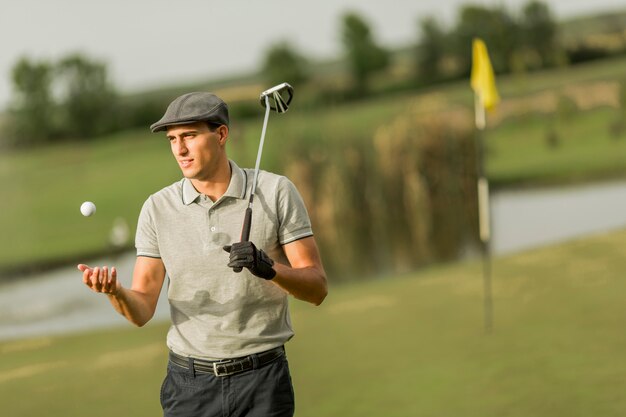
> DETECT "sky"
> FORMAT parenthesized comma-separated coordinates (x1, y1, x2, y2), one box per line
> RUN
(2, 0, 626, 109)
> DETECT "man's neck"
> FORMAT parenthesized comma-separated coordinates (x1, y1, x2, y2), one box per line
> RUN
(190, 160, 232, 202)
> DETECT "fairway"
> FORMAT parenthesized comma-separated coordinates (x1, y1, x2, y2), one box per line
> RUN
(2, 228, 626, 416)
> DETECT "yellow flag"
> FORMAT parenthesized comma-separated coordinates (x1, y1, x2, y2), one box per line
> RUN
(471, 38, 500, 111)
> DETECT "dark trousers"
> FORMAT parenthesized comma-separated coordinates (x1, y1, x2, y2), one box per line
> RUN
(160, 353, 295, 417)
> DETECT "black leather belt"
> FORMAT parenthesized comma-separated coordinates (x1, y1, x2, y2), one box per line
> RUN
(169, 346, 284, 377)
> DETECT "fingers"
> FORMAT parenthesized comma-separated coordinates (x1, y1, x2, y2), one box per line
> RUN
(101, 266, 109, 292)
(80, 265, 118, 294)
(91, 267, 102, 292)
(227, 254, 254, 267)
(228, 248, 254, 262)
(226, 242, 255, 270)
(78, 264, 92, 284)
(228, 242, 255, 258)
(110, 267, 119, 295)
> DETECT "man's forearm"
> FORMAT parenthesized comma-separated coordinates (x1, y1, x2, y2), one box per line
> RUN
(107, 287, 156, 327)
(272, 263, 327, 306)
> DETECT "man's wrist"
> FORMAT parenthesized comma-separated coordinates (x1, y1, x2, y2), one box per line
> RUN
(106, 285, 123, 298)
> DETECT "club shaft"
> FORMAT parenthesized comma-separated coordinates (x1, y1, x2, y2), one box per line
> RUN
(239, 95, 271, 248)
(250, 95, 272, 201)
(234, 89, 286, 273)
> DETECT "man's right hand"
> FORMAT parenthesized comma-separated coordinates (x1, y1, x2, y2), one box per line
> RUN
(78, 264, 121, 295)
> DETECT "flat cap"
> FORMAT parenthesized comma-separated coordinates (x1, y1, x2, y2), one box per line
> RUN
(150, 92, 229, 132)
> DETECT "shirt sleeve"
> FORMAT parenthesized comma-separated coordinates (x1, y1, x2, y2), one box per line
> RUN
(276, 176, 314, 245)
(135, 196, 161, 258)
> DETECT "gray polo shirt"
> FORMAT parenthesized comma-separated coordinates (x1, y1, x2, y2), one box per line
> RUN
(135, 160, 313, 360)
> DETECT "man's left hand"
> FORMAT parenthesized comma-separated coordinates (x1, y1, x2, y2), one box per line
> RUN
(223, 241, 276, 280)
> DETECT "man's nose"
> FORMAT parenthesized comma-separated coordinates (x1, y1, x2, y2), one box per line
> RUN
(174, 140, 188, 155)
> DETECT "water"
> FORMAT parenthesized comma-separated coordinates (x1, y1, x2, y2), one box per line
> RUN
(0, 252, 170, 341)
(2, 179, 626, 342)
(491, 180, 626, 254)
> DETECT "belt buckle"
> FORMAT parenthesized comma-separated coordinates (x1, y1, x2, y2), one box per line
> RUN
(213, 360, 236, 377)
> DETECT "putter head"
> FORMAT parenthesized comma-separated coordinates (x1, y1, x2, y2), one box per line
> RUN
(260, 82, 294, 113)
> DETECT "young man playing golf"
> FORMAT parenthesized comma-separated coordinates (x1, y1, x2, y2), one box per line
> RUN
(77, 91, 327, 417)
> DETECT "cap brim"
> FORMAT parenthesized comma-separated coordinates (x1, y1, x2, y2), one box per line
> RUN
(151, 119, 203, 133)
(151, 119, 230, 133)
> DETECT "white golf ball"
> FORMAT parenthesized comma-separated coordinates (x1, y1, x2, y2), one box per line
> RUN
(80, 201, 97, 217)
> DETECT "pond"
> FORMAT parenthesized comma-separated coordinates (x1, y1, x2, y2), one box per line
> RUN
(491, 179, 626, 254)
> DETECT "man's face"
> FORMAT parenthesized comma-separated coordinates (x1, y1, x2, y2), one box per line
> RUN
(166, 122, 228, 181)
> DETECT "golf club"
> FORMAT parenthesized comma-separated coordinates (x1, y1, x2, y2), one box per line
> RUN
(234, 82, 294, 272)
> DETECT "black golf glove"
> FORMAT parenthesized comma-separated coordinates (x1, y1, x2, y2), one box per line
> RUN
(223, 241, 276, 280)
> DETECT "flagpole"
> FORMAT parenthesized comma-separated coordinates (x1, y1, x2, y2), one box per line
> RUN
(474, 94, 493, 334)
(471, 37, 498, 335)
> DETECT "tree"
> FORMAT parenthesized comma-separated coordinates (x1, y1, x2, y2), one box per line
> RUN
(8, 57, 56, 145)
(521, 1, 558, 67)
(452, 5, 521, 75)
(340, 12, 390, 96)
(415, 17, 448, 84)
(262, 41, 309, 87)
(55, 53, 118, 138)
(7, 53, 118, 146)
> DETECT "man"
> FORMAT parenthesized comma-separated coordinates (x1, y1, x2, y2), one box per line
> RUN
(77, 91, 327, 417)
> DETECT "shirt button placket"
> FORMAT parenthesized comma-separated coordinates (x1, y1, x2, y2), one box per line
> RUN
(201, 198, 212, 249)
(208, 209, 216, 233)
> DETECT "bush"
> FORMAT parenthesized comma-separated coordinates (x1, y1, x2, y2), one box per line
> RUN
(281, 107, 479, 280)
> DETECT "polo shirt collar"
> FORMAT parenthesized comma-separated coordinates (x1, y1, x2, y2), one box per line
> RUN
(223, 160, 247, 200)
(182, 160, 247, 205)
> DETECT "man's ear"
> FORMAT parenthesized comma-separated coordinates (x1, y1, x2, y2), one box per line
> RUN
(217, 125, 229, 145)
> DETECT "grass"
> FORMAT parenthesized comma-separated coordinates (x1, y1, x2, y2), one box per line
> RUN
(3, 57, 626, 272)
(486, 107, 626, 188)
(2, 228, 626, 416)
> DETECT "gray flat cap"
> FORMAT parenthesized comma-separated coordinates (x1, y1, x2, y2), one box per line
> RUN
(150, 92, 229, 132)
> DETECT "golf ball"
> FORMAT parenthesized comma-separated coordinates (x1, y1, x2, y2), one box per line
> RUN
(80, 201, 97, 217)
